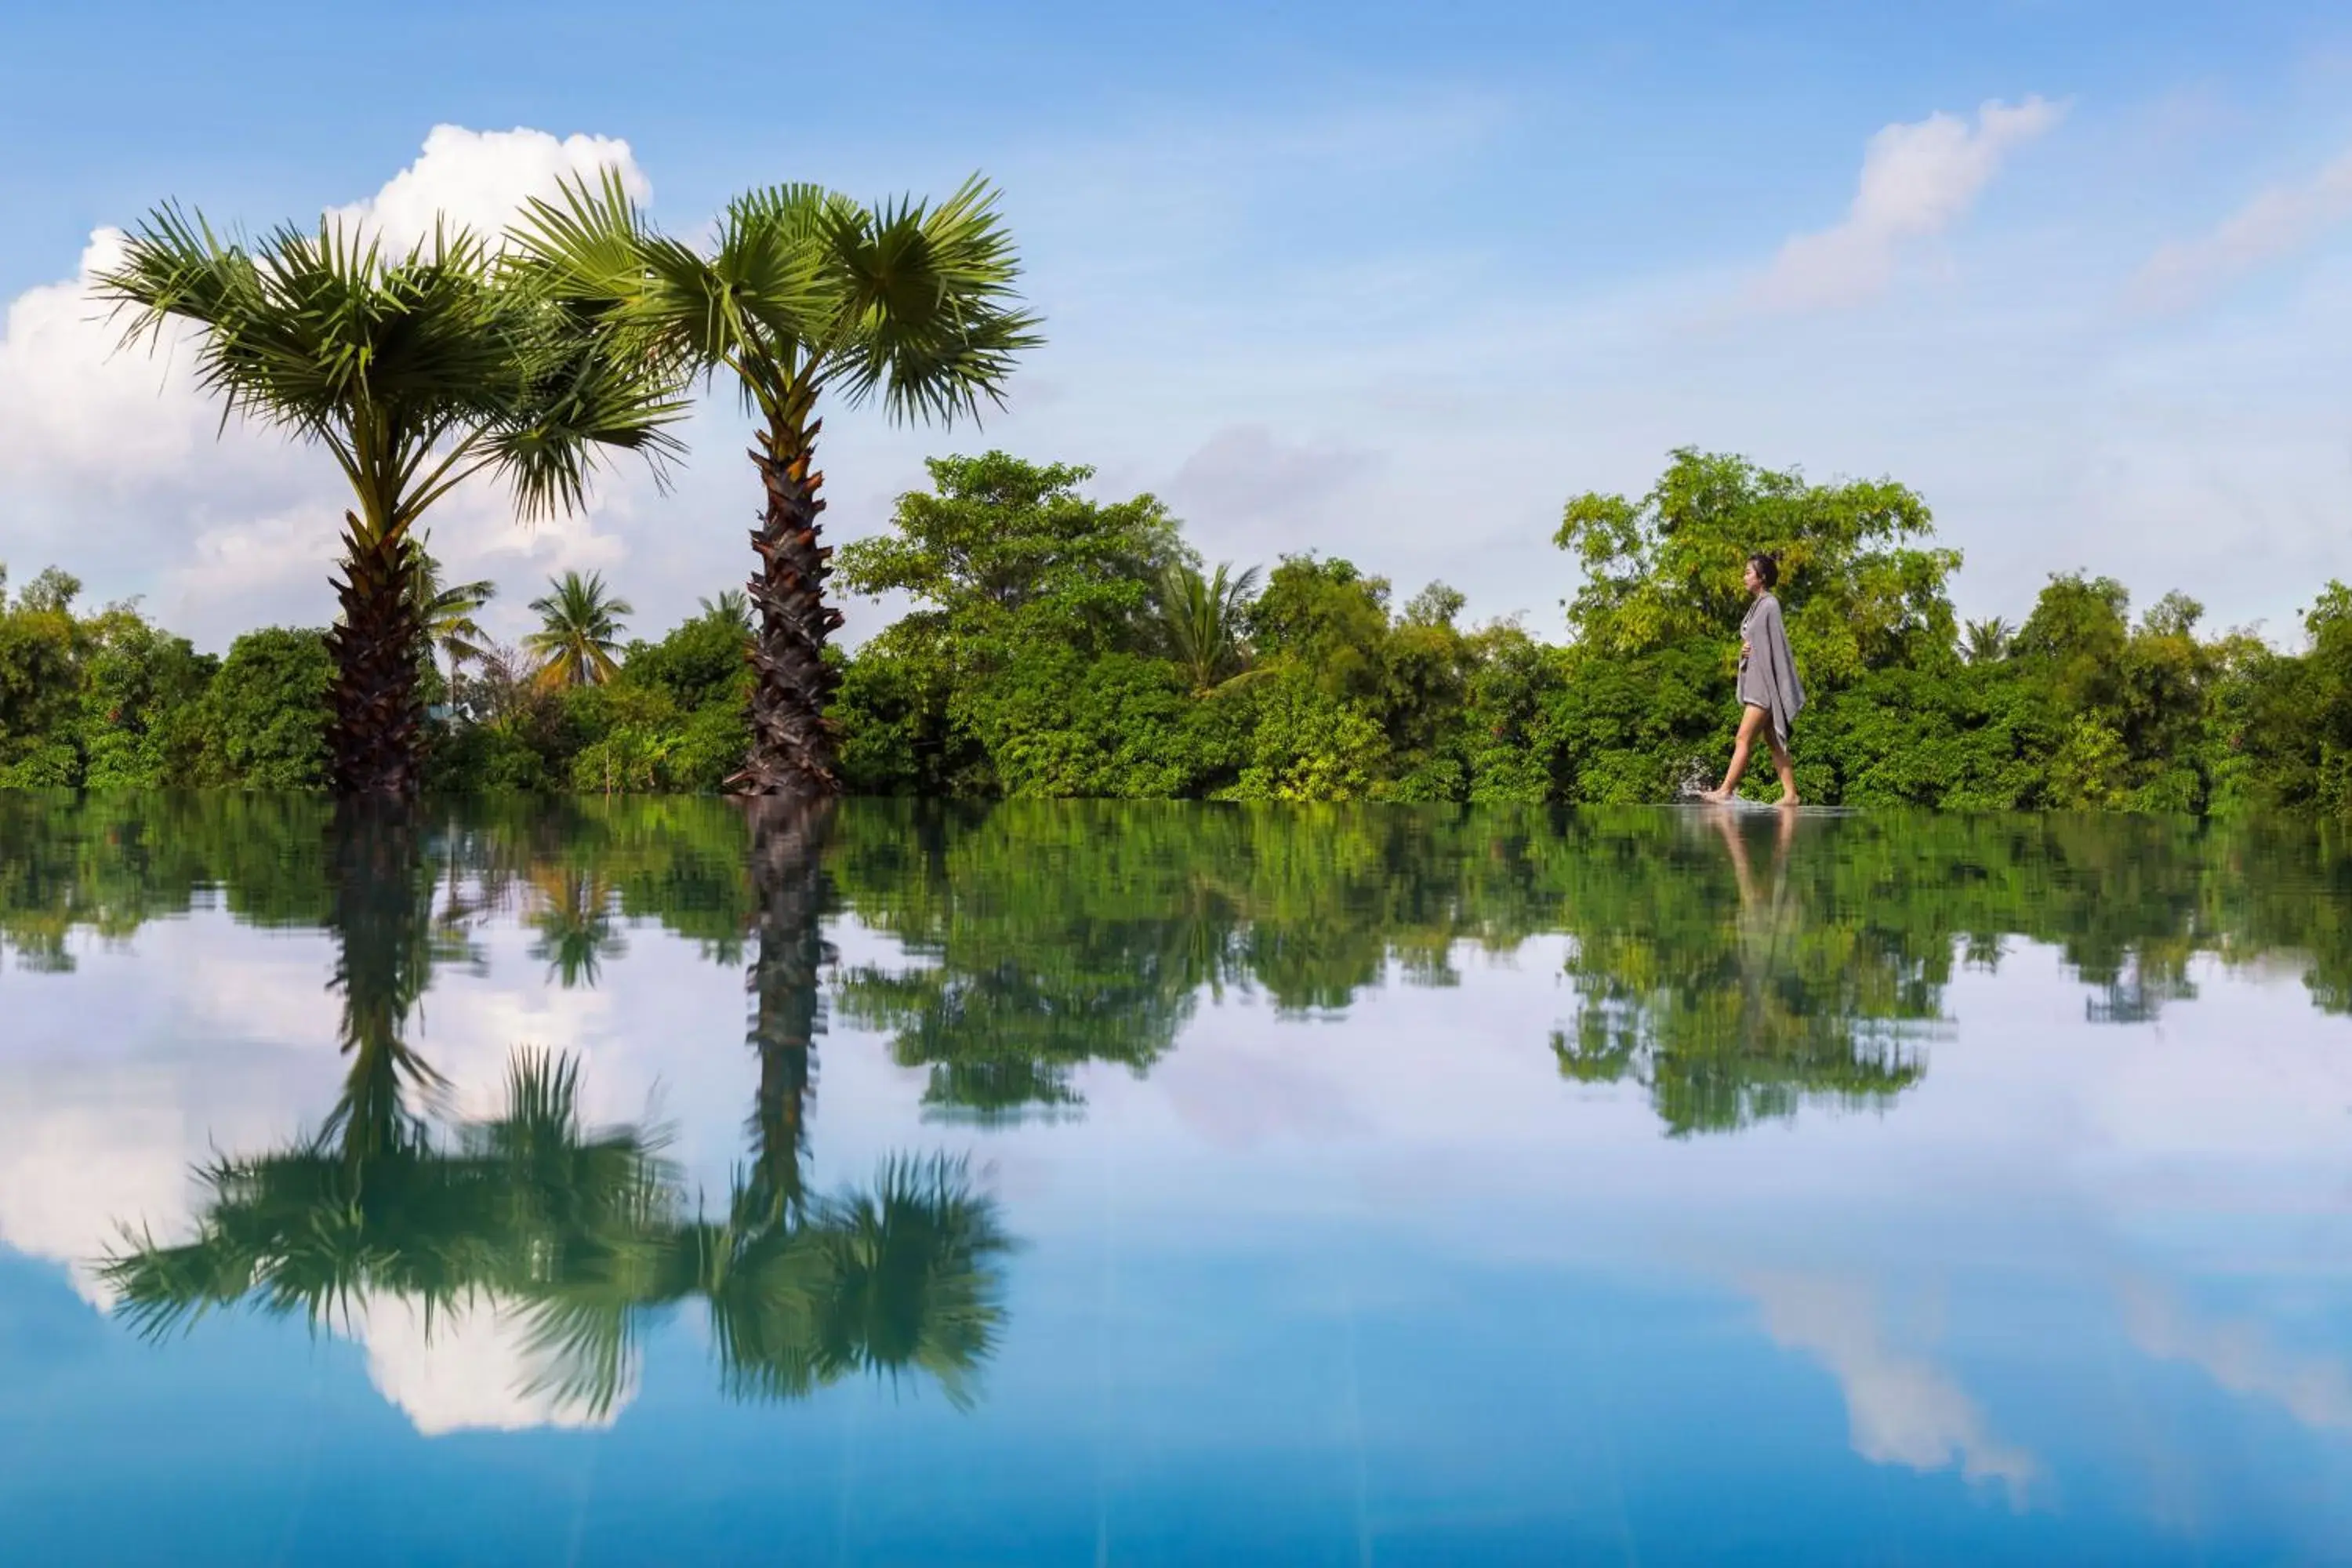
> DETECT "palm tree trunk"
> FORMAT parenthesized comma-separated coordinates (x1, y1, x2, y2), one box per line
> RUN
(736, 412, 844, 799)
(324, 513, 426, 797)
(742, 798, 838, 1222)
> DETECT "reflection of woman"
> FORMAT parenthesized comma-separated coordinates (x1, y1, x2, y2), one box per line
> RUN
(1700, 553, 1805, 807)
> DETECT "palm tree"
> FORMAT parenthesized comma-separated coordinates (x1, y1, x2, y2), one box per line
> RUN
(523, 570, 633, 691)
(406, 532, 498, 688)
(1156, 562, 1263, 696)
(1964, 616, 2013, 665)
(699, 589, 752, 632)
(97, 212, 684, 796)
(510, 173, 1040, 800)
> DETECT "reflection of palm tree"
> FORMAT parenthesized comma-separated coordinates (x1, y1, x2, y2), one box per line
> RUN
(321, 800, 445, 1152)
(681, 1155, 1010, 1409)
(102, 1051, 1009, 1417)
(525, 866, 626, 989)
(101, 800, 1012, 1416)
(742, 798, 839, 1220)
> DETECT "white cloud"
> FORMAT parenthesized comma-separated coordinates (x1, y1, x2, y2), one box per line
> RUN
(328, 125, 647, 255)
(2132, 143, 2352, 311)
(1746, 1272, 2042, 1500)
(0, 126, 654, 647)
(1748, 98, 2065, 314)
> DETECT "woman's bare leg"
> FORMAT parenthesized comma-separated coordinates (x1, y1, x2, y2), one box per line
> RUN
(1700, 705, 1769, 802)
(1766, 731, 1800, 807)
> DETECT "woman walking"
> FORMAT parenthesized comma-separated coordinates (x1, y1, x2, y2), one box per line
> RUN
(1700, 552, 1805, 807)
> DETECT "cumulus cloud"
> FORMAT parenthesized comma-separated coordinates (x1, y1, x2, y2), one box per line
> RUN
(2132, 144, 2352, 311)
(1747, 1272, 2041, 1501)
(328, 125, 647, 254)
(0, 125, 653, 647)
(1748, 98, 2065, 314)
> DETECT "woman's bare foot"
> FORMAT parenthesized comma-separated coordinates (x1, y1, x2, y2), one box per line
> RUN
(1777, 793, 1802, 808)
(1698, 787, 1735, 804)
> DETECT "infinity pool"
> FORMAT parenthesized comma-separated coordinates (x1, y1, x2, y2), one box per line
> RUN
(2, 796, 2348, 1563)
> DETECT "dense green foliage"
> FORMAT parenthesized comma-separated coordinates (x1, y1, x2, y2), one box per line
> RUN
(8, 446, 2351, 812)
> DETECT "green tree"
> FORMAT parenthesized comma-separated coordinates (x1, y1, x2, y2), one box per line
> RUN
(99, 212, 683, 796)
(200, 628, 335, 789)
(524, 570, 633, 691)
(0, 567, 89, 784)
(834, 453, 1192, 797)
(512, 176, 1040, 800)
(839, 452, 1186, 664)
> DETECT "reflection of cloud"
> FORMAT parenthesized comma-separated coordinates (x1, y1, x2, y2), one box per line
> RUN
(1747, 1272, 2040, 1501)
(349, 1293, 631, 1436)
(0, 1075, 209, 1309)
(1155, 1020, 1367, 1151)
(2123, 1282, 2352, 1433)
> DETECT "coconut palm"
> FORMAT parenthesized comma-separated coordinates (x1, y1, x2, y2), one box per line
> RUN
(510, 172, 1040, 799)
(699, 589, 753, 631)
(1155, 561, 1264, 696)
(523, 570, 633, 691)
(1964, 616, 2013, 665)
(97, 212, 684, 796)
(406, 532, 498, 687)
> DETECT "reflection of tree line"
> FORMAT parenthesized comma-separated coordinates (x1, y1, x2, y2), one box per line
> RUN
(10, 795, 2352, 1147)
(100, 800, 1011, 1417)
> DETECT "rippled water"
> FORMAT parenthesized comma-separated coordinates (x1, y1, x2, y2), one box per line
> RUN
(2, 795, 2350, 1564)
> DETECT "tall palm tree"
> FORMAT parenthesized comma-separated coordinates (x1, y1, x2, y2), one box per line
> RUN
(523, 570, 632, 691)
(510, 173, 1040, 800)
(405, 532, 498, 689)
(97, 212, 684, 796)
(1155, 561, 1264, 696)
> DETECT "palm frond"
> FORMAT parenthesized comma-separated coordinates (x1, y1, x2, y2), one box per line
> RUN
(829, 176, 1043, 426)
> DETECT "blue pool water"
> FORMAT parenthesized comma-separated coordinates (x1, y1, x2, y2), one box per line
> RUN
(1, 797, 2348, 1563)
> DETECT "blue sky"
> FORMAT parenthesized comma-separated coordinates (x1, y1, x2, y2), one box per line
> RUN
(3, 1, 2350, 649)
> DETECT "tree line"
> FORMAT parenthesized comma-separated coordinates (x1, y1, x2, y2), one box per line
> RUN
(8, 446, 2352, 811)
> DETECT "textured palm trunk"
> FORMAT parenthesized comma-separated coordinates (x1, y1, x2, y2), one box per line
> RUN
(742, 797, 838, 1222)
(323, 512, 427, 797)
(736, 411, 845, 799)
